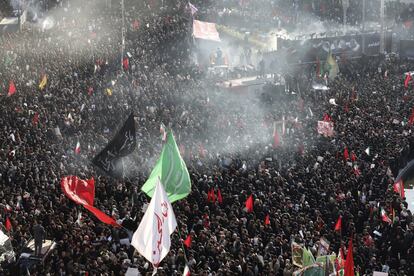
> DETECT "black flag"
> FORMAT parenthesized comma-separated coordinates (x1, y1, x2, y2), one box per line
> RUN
(92, 113, 136, 177)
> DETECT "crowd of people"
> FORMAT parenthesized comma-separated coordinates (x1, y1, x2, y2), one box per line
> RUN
(0, 0, 413, 275)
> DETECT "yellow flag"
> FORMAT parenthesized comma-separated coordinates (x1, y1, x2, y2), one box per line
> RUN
(39, 74, 47, 90)
(105, 88, 113, 96)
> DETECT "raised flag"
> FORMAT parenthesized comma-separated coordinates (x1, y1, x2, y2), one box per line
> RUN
(393, 179, 405, 198)
(317, 237, 330, 256)
(210, 188, 216, 203)
(303, 247, 315, 266)
(265, 214, 270, 225)
(344, 239, 354, 276)
(183, 265, 190, 276)
(334, 216, 342, 232)
(381, 208, 391, 224)
(292, 241, 304, 267)
(405, 73, 412, 88)
(92, 113, 136, 178)
(131, 178, 177, 268)
(325, 51, 339, 79)
(122, 57, 129, 71)
(217, 188, 223, 204)
(32, 112, 39, 126)
(8, 81, 16, 96)
(39, 74, 47, 90)
(183, 234, 192, 248)
(141, 131, 191, 203)
(245, 195, 253, 213)
(5, 217, 11, 232)
(323, 113, 332, 122)
(343, 148, 349, 160)
(365, 147, 370, 156)
(74, 141, 81, 154)
(61, 176, 119, 226)
(351, 152, 357, 162)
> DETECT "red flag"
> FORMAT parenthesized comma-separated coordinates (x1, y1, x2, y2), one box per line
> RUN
(210, 188, 216, 203)
(351, 152, 357, 162)
(393, 179, 405, 198)
(83, 205, 119, 227)
(334, 216, 342, 231)
(265, 214, 270, 225)
(245, 195, 254, 213)
(32, 112, 39, 126)
(323, 113, 332, 122)
(344, 147, 349, 160)
(405, 74, 412, 88)
(61, 176, 95, 205)
(207, 189, 212, 202)
(381, 208, 392, 224)
(122, 57, 129, 71)
(61, 176, 119, 227)
(5, 217, 12, 232)
(74, 141, 81, 154)
(183, 234, 192, 248)
(87, 87, 94, 96)
(8, 81, 16, 96)
(344, 239, 354, 276)
(217, 188, 223, 204)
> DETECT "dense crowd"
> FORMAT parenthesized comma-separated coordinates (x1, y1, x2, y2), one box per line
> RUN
(0, 0, 413, 275)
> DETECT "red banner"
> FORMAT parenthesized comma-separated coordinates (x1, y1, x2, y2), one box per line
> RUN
(61, 176, 119, 227)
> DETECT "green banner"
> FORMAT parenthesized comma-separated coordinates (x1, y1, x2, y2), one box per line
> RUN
(141, 131, 191, 203)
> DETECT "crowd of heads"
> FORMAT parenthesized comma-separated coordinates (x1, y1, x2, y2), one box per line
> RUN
(0, 0, 413, 275)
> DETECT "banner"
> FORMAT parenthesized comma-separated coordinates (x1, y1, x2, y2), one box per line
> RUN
(292, 241, 304, 267)
(317, 237, 330, 256)
(193, 20, 221, 42)
(141, 131, 191, 203)
(92, 113, 136, 177)
(317, 121, 334, 137)
(364, 33, 381, 56)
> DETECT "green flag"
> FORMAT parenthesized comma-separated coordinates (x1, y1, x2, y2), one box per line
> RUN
(303, 248, 315, 267)
(324, 52, 339, 79)
(141, 131, 191, 203)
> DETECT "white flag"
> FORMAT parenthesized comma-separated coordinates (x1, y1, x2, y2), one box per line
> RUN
(131, 178, 177, 267)
(183, 264, 190, 276)
(365, 147, 370, 156)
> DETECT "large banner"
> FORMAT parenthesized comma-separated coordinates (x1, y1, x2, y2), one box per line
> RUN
(193, 20, 221, 42)
(364, 33, 381, 56)
(92, 113, 136, 177)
